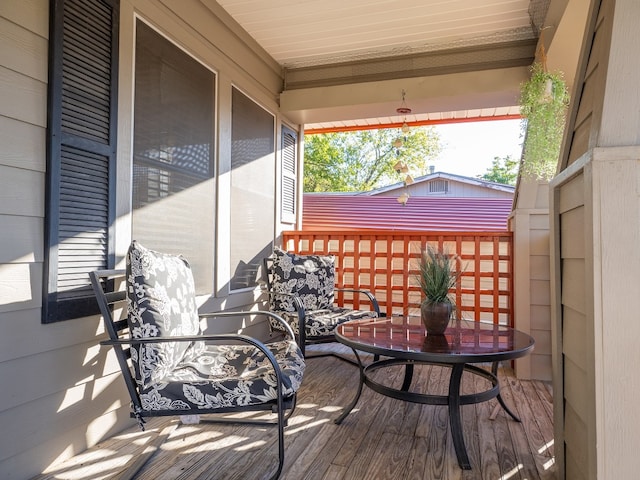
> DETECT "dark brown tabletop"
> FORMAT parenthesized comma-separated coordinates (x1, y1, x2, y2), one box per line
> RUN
(335, 315, 534, 364)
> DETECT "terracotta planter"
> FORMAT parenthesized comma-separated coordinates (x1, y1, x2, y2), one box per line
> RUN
(420, 301, 453, 335)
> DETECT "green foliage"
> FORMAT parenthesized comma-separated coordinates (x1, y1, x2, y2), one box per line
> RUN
(304, 127, 441, 192)
(519, 62, 570, 180)
(416, 245, 462, 305)
(480, 155, 520, 185)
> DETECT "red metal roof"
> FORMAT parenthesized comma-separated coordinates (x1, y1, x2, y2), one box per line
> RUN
(302, 194, 513, 231)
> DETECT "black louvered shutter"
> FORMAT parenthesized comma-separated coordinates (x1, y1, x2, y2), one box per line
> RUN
(44, 0, 119, 323)
(281, 126, 297, 223)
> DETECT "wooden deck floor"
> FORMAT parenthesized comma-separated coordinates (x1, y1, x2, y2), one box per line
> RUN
(35, 344, 556, 480)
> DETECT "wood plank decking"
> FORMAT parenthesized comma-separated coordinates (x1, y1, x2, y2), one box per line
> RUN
(35, 344, 556, 480)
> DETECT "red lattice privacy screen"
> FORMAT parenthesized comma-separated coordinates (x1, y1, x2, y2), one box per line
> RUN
(282, 230, 513, 326)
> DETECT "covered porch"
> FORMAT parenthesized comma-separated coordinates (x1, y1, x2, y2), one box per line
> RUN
(4, 0, 640, 479)
(34, 344, 555, 480)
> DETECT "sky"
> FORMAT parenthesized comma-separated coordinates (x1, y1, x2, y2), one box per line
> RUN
(429, 119, 524, 178)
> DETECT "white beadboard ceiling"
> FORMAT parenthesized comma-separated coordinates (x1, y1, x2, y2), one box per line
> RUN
(217, 0, 540, 67)
(216, 0, 550, 128)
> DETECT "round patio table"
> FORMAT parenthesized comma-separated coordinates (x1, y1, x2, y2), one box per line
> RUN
(334, 316, 535, 470)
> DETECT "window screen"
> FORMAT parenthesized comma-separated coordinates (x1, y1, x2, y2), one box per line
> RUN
(230, 88, 275, 291)
(133, 21, 216, 292)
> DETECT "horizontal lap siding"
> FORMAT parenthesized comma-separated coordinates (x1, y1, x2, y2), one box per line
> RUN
(0, 115, 46, 171)
(0, 2, 119, 478)
(527, 208, 552, 377)
(566, 5, 606, 168)
(0, 32, 46, 311)
(556, 2, 605, 467)
(564, 401, 589, 479)
(283, 230, 513, 326)
(558, 172, 588, 480)
(0, 1, 130, 477)
(2, 0, 288, 477)
(0, 0, 47, 309)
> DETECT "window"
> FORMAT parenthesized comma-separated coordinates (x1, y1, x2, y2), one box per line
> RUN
(229, 88, 275, 291)
(43, 0, 119, 323)
(429, 179, 449, 193)
(132, 21, 216, 293)
(281, 126, 298, 224)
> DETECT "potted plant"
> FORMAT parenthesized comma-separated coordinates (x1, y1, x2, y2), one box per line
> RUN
(519, 62, 570, 180)
(416, 245, 462, 335)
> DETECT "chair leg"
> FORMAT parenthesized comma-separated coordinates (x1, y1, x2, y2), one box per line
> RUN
(304, 343, 378, 366)
(283, 394, 297, 422)
(305, 350, 358, 366)
(275, 409, 285, 480)
(268, 391, 287, 480)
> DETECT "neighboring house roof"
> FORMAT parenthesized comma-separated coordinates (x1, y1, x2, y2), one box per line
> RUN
(363, 171, 515, 196)
(302, 194, 513, 231)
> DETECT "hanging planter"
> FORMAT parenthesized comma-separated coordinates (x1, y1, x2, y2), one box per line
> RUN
(519, 62, 570, 180)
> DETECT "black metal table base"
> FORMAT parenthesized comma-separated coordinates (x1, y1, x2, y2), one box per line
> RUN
(334, 349, 520, 470)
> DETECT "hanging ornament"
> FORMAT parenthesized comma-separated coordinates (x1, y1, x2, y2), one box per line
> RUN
(393, 90, 413, 205)
(397, 192, 409, 206)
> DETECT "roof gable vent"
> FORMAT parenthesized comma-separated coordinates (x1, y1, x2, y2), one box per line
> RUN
(429, 179, 449, 193)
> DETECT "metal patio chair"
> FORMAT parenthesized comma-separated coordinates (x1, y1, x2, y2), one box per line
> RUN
(89, 241, 305, 480)
(263, 247, 380, 362)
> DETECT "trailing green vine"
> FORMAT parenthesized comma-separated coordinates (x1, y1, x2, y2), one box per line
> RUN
(519, 62, 570, 180)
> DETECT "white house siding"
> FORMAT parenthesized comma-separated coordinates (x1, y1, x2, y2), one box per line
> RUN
(0, 1, 294, 478)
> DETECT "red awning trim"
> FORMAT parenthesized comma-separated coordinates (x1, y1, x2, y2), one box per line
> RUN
(304, 114, 521, 135)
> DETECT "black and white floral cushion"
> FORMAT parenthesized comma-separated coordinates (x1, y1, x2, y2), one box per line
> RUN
(138, 339, 304, 410)
(127, 241, 200, 388)
(270, 247, 335, 312)
(127, 241, 305, 412)
(276, 308, 379, 337)
(267, 248, 378, 337)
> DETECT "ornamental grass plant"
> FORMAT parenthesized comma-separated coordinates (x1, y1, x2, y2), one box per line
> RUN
(417, 245, 462, 305)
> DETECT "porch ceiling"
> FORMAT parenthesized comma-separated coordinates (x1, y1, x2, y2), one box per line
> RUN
(215, 0, 562, 129)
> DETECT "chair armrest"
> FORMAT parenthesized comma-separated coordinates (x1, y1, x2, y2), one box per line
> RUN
(199, 310, 297, 341)
(261, 290, 307, 318)
(260, 280, 309, 348)
(100, 332, 288, 391)
(263, 290, 308, 319)
(101, 334, 265, 345)
(335, 288, 381, 315)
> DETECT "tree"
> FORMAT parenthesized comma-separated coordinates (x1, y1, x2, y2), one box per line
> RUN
(304, 127, 441, 192)
(479, 155, 520, 185)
